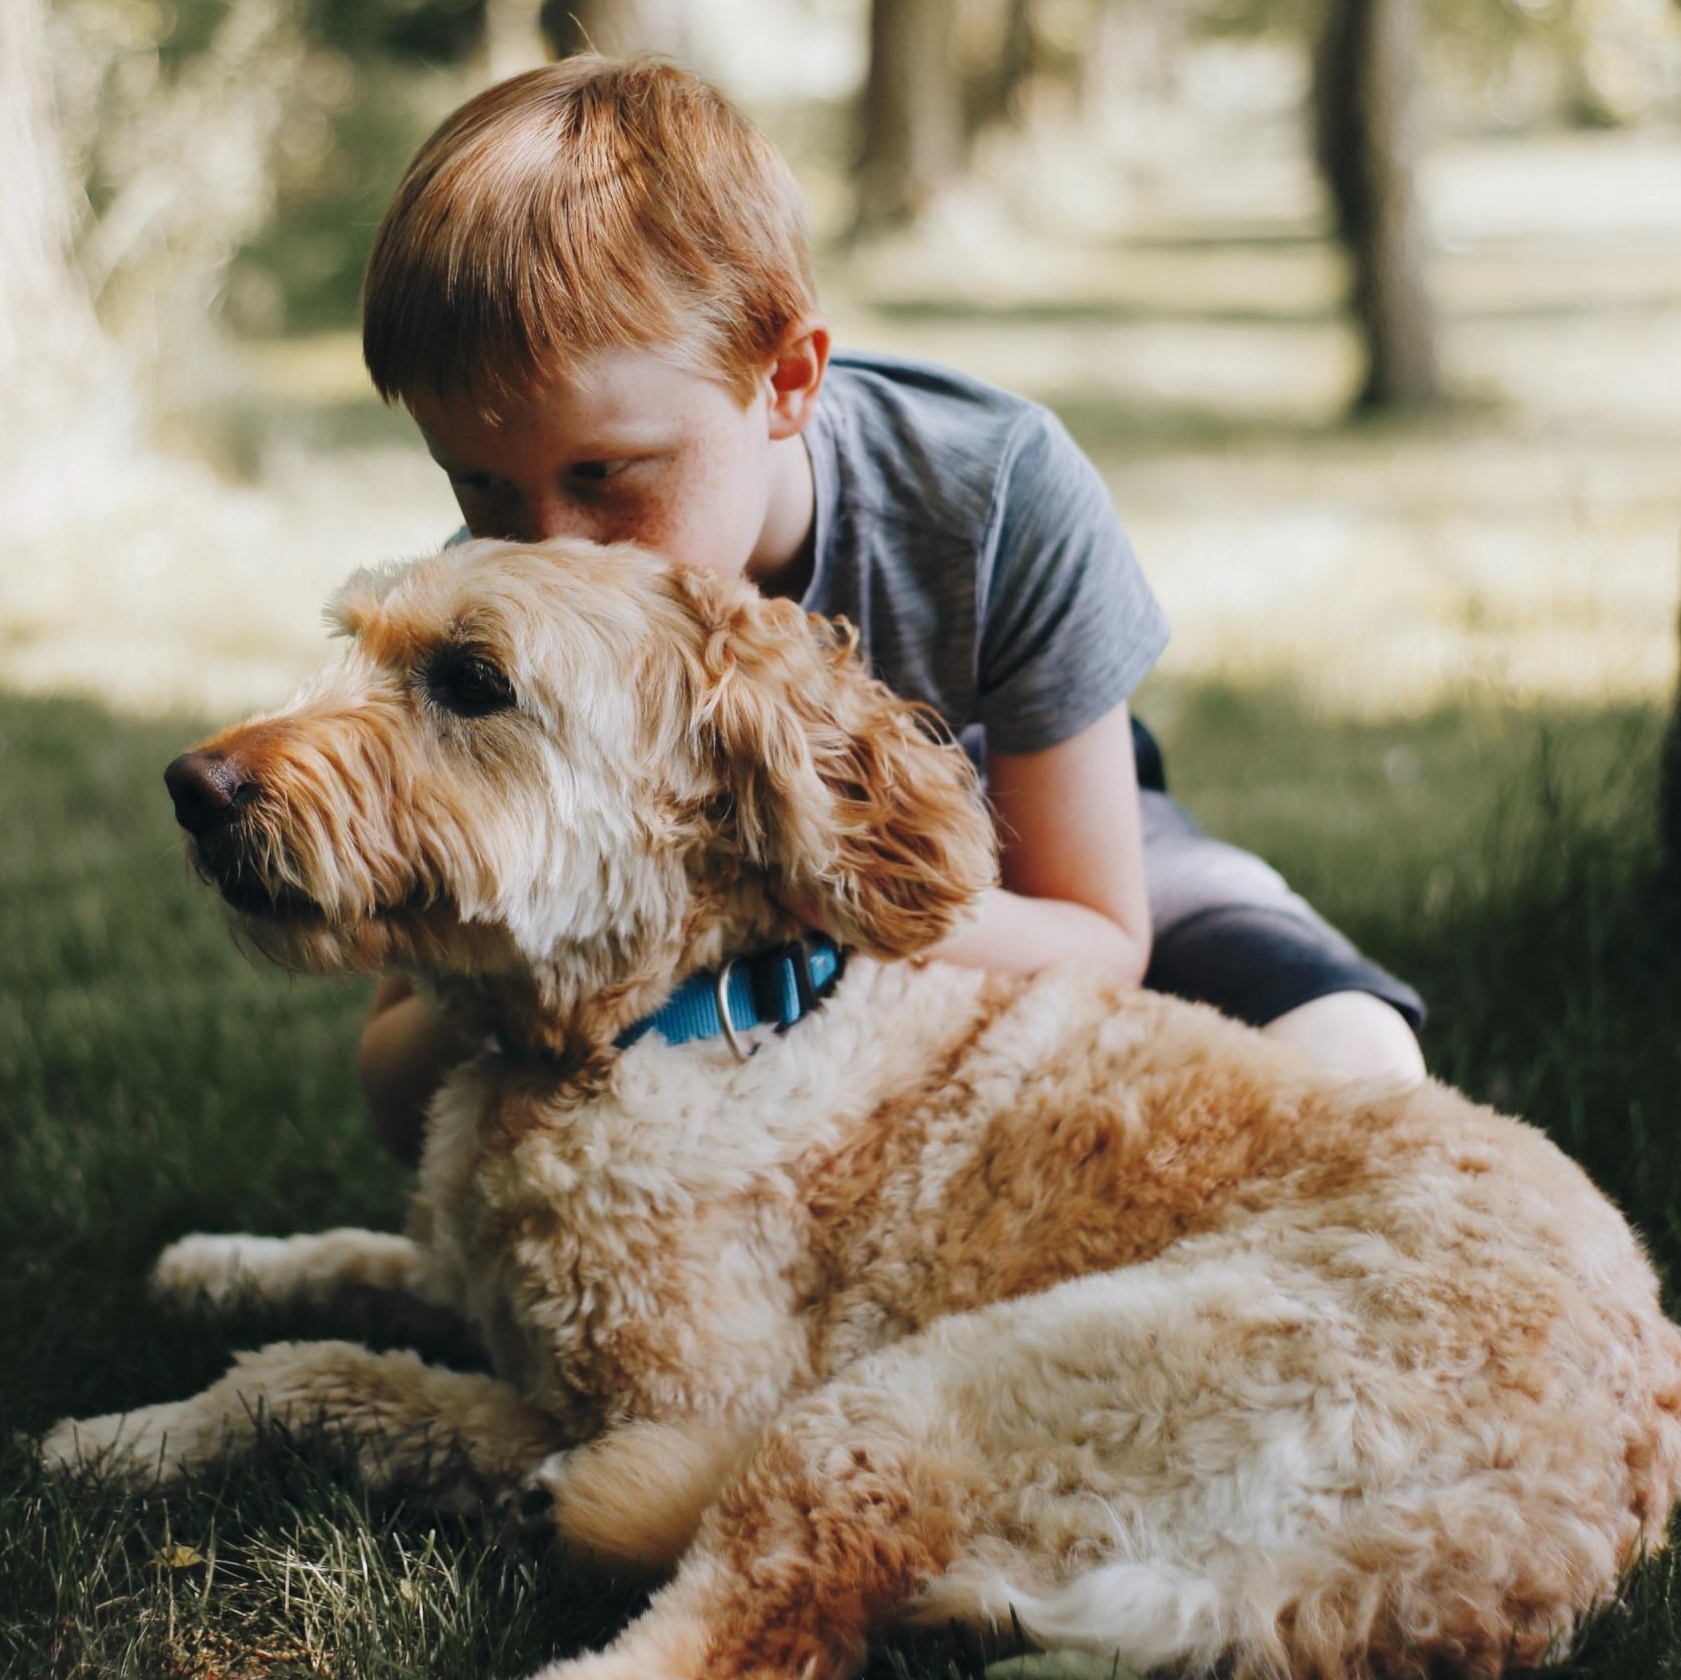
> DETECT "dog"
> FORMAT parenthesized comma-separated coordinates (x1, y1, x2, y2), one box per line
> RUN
(42, 537, 1681, 1680)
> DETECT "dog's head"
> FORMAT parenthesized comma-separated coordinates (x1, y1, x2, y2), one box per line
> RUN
(165, 539, 995, 1039)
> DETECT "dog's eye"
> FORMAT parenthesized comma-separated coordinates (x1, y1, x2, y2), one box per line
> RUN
(430, 654, 516, 717)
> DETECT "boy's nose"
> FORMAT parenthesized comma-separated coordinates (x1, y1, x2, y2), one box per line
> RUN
(520, 493, 582, 544)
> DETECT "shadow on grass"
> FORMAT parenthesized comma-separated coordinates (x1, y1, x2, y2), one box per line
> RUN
(1049, 388, 1521, 457)
(872, 297, 1343, 331)
(181, 339, 1528, 474)
(868, 291, 1681, 333)
(3, 681, 1678, 1678)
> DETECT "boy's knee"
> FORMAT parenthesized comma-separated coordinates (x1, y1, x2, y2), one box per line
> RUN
(1261, 990, 1426, 1086)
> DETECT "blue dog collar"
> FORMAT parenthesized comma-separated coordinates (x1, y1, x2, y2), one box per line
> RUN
(615, 935, 846, 1058)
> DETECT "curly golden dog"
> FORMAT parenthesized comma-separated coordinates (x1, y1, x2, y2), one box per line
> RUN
(43, 538, 1681, 1680)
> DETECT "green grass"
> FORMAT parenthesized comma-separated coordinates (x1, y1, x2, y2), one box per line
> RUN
(3, 683, 1680, 1678)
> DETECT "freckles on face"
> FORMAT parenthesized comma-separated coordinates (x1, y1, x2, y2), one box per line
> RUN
(411, 349, 775, 579)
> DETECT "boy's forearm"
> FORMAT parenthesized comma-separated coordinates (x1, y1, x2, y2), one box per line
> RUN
(922, 886, 1150, 983)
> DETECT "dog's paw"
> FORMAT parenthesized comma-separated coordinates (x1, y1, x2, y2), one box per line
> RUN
(151, 1234, 283, 1310)
(38, 1399, 197, 1484)
(499, 1449, 572, 1541)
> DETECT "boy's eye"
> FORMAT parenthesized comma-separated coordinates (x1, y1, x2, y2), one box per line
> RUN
(452, 472, 502, 496)
(571, 459, 631, 483)
(428, 652, 517, 717)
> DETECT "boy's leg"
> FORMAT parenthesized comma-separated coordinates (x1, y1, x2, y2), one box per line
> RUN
(359, 974, 474, 1166)
(1139, 791, 1427, 1085)
(1263, 990, 1426, 1083)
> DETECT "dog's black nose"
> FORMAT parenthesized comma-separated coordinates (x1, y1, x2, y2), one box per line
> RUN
(164, 752, 254, 837)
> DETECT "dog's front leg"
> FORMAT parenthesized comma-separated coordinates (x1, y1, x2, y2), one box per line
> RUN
(151, 1228, 454, 1328)
(39, 1339, 564, 1508)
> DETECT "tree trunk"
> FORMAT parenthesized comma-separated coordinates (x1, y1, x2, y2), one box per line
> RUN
(855, 0, 962, 233)
(966, 0, 1036, 140)
(1312, 0, 1442, 411)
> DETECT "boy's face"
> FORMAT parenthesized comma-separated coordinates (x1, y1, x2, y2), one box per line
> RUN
(412, 347, 796, 585)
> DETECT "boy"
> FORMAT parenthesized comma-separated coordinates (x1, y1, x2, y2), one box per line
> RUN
(357, 56, 1425, 1165)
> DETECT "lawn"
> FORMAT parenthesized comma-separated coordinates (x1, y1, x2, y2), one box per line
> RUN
(3, 675, 1680, 1678)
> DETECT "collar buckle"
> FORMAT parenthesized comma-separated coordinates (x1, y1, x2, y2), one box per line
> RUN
(714, 955, 759, 1063)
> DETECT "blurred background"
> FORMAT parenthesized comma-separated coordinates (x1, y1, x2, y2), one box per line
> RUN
(5, 0, 1680, 727)
(7, 9, 1681, 1672)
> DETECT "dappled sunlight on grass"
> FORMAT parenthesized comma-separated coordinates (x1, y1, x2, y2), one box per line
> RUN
(7, 121, 1673, 727)
(0, 428, 456, 717)
(833, 123, 1681, 720)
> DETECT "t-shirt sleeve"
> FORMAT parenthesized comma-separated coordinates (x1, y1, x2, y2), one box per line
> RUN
(975, 408, 1170, 755)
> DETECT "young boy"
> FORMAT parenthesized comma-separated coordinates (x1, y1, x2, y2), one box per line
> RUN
(356, 56, 1425, 1165)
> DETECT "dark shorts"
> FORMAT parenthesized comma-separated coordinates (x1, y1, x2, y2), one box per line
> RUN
(1134, 736, 1425, 1033)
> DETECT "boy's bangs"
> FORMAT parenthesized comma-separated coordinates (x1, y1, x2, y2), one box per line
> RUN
(368, 227, 711, 421)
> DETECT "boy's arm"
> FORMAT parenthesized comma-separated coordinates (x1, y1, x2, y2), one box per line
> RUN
(359, 975, 475, 1166)
(925, 699, 1151, 981)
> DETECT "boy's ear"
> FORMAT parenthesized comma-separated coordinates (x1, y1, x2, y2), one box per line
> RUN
(764, 316, 830, 441)
(669, 569, 996, 959)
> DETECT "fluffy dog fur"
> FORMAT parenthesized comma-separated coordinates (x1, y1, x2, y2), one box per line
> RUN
(43, 538, 1681, 1680)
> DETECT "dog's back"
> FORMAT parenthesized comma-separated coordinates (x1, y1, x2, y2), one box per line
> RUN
(417, 954, 1681, 1675)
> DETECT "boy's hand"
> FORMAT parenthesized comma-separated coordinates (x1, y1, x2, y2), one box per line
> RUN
(359, 977, 474, 1167)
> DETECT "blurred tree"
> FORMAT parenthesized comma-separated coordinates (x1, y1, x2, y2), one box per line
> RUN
(964, 0, 1037, 138)
(1082, 0, 1183, 120)
(1313, 0, 1442, 409)
(855, 0, 963, 231)
(0, 0, 127, 449)
(48, 0, 304, 418)
(540, 0, 690, 58)
(485, 0, 548, 79)
(299, 0, 481, 63)
(1665, 626, 1681, 889)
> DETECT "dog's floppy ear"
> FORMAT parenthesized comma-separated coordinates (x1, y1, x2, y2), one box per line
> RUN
(670, 570, 997, 959)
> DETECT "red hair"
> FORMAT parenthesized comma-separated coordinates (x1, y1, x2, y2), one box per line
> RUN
(362, 57, 817, 412)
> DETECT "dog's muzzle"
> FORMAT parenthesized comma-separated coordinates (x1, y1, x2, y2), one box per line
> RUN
(164, 751, 319, 917)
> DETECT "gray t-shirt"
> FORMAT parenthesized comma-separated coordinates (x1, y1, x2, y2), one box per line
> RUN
(800, 351, 1169, 761)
